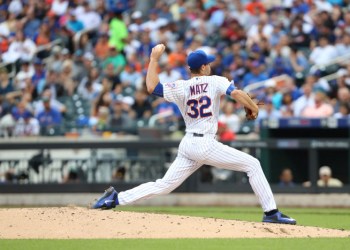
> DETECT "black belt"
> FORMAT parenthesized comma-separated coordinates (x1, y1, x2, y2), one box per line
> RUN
(193, 133, 204, 137)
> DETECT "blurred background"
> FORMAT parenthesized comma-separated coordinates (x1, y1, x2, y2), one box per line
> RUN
(0, 0, 350, 204)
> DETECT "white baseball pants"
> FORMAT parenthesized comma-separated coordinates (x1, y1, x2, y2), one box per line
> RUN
(118, 134, 277, 212)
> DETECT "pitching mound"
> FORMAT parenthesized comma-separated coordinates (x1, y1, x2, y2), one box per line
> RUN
(0, 207, 348, 239)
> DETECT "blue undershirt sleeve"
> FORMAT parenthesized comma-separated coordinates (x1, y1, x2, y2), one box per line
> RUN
(152, 82, 164, 97)
(225, 84, 235, 96)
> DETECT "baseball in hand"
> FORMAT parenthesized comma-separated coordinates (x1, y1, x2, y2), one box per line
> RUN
(154, 44, 165, 51)
(151, 44, 166, 60)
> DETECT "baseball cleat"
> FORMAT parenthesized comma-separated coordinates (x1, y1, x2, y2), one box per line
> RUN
(92, 186, 119, 209)
(262, 211, 296, 225)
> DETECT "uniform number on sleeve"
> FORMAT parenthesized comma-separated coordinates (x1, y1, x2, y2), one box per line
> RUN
(186, 96, 212, 118)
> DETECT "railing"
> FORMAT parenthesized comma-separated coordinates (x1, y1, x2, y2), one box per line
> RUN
(243, 52, 350, 95)
(0, 38, 62, 78)
(0, 136, 349, 193)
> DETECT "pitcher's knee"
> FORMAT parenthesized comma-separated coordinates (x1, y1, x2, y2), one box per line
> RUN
(247, 157, 263, 174)
(155, 178, 177, 194)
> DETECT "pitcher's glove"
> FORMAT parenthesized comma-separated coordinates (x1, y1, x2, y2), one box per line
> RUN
(244, 93, 264, 121)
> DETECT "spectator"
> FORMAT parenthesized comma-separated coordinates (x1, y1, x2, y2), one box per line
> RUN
(103, 64, 121, 89)
(94, 33, 110, 60)
(60, 60, 76, 96)
(102, 46, 126, 76)
(309, 36, 337, 66)
(332, 87, 350, 113)
(34, 89, 66, 116)
(129, 10, 143, 34)
(51, 0, 69, 17)
(141, 9, 168, 32)
(131, 90, 152, 120)
(242, 61, 268, 88)
(289, 47, 309, 86)
(256, 98, 281, 130)
(219, 101, 241, 133)
(15, 59, 35, 91)
(62, 168, 80, 183)
(292, 83, 315, 117)
(278, 168, 296, 187)
(0, 68, 15, 97)
(90, 105, 111, 132)
(110, 100, 135, 132)
(158, 64, 182, 84)
(13, 112, 40, 137)
(109, 9, 128, 53)
(301, 88, 334, 118)
(31, 58, 46, 98)
(245, 0, 265, 16)
(36, 96, 62, 135)
(8, 0, 23, 17)
(77, 67, 102, 101)
(217, 121, 236, 142)
(65, 11, 84, 34)
(112, 166, 126, 181)
(268, 57, 294, 78)
(289, 17, 311, 49)
(2, 31, 37, 63)
(280, 92, 294, 117)
(76, 2, 101, 32)
(317, 166, 343, 187)
(336, 33, 350, 57)
(333, 102, 350, 118)
(22, 8, 41, 39)
(120, 64, 143, 91)
(75, 33, 93, 53)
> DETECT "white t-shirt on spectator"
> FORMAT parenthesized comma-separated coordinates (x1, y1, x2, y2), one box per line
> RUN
(13, 118, 40, 137)
(123, 40, 141, 59)
(336, 44, 350, 57)
(0, 22, 10, 37)
(77, 10, 102, 31)
(315, 0, 333, 13)
(292, 94, 315, 117)
(159, 70, 182, 84)
(219, 114, 241, 133)
(129, 23, 143, 33)
(34, 99, 65, 116)
(15, 67, 35, 89)
(141, 18, 168, 31)
(51, 0, 69, 16)
(247, 24, 274, 39)
(8, 0, 23, 16)
(2, 39, 37, 63)
(309, 45, 338, 65)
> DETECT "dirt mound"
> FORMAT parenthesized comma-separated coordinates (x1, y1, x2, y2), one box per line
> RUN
(0, 207, 348, 239)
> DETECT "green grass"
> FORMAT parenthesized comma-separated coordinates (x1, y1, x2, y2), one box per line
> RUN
(2, 238, 350, 250)
(1, 207, 350, 250)
(117, 206, 350, 230)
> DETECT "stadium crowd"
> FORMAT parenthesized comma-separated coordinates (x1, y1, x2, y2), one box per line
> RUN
(0, 0, 350, 138)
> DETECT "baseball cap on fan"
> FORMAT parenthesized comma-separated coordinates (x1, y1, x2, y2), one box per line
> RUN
(187, 50, 216, 70)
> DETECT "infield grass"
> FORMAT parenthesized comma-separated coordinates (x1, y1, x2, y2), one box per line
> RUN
(1, 207, 350, 250)
(2, 238, 350, 250)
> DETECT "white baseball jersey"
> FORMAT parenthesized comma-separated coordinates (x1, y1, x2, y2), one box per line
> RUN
(118, 75, 277, 212)
(163, 75, 233, 135)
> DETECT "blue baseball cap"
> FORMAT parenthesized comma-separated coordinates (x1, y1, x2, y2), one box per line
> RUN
(187, 50, 216, 70)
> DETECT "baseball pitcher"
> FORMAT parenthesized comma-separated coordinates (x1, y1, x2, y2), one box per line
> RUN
(92, 44, 296, 225)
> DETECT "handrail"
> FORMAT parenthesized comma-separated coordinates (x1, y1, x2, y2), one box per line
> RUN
(310, 52, 350, 72)
(0, 38, 62, 72)
(36, 38, 62, 54)
(243, 74, 290, 93)
(148, 110, 174, 127)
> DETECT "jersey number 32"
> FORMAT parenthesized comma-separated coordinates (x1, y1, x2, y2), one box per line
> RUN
(186, 96, 212, 118)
